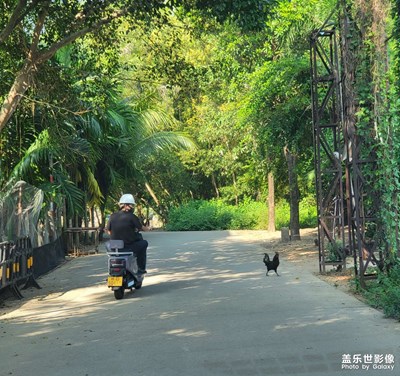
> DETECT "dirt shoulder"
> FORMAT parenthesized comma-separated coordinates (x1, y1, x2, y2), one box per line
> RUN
(260, 228, 358, 297)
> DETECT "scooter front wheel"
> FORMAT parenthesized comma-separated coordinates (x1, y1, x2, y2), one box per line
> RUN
(114, 287, 124, 300)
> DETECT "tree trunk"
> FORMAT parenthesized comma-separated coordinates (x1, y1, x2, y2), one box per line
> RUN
(284, 147, 300, 240)
(211, 173, 219, 198)
(232, 171, 238, 205)
(268, 172, 275, 231)
(0, 61, 35, 132)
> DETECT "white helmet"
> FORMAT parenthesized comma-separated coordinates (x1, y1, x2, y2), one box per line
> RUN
(119, 194, 135, 205)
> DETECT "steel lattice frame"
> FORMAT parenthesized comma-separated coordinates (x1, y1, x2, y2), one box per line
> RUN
(311, 18, 384, 286)
(310, 24, 347, 273)
(345, 128, 382, 286)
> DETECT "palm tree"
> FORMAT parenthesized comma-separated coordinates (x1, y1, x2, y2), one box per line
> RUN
(92, 94, 195, 225)
(6, 92, 195, 230)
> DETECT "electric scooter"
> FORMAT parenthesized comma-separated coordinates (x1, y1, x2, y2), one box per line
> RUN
(106, 239, 145, 300)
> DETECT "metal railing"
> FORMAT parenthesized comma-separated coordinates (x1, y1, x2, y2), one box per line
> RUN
(0, 238, 41, 299)
(65, 227, 100, 256)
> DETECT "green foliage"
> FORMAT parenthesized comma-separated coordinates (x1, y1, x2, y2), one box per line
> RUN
(274, 200, 290, 229)
(165, 198, 317, 231)
(134, 150, 199, 221)
(342, 0, 400, 259)
(229, 199, 269, 230)
(182, 0, 276, 32)
(3, 0, 383, 243)
(246, 56, 312, 157)
(122, 12, 269, 204)
(299, 195, 318, 228)
(165, 199, 267, 231)
(326, 240, 344, 262)
(363, 262, 400, 321)
(165, 200, 233, 231)
(265, 0, 336, 55)
(274, 196, 317, 229)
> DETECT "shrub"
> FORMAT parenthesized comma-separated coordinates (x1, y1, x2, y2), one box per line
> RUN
(229, 199, 266, 230)
(363, 261, 400, 321)
(274, 197, 317, 229)
(299, 196, 318, 228)
(165, 198, 317, 231)
(165, 200, 233, 231)
(275, 200, 290, 229)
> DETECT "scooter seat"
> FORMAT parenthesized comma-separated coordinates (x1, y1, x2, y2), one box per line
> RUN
(108, 239, 124, 249)
(107, 251, 133, 257)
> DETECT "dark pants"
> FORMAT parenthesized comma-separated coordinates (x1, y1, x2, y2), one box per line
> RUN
(127, 240, 148, 272)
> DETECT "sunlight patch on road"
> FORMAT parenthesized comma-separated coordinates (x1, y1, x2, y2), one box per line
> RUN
(159, 311, 186, 319)
(0, 285, 111, 324)
(274, 316, 346, 330)
(166, 328, 209, 337)
(145, 269, 261, 288)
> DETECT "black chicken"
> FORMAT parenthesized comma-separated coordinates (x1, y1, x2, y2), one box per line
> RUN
(263, 252, 280, 276)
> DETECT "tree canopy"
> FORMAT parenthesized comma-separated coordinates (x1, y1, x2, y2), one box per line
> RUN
(1, 0, 400, 253)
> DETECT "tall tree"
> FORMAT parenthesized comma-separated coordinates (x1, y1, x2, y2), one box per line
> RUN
(119, 12, 269, 204)
(244, 0, 335, 236)
(0, 0, 175, 132)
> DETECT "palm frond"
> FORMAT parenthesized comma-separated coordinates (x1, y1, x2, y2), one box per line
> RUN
(139, 109, 176, 134)
(106, 108, 129, 133)
(133, 131, 196, 163)
(66, 135, 92, 158)
(79, 116, 103, 140)
(52, 170, 85, 216)
(8, 130, 57, 180)
(86, 170, 104, 207)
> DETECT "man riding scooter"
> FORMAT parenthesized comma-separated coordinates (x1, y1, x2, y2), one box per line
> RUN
(106, 194, 150, 288)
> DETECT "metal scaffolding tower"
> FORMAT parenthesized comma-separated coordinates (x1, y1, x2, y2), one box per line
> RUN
(310, 23, 347, 273)
(311, 15, 384, 287)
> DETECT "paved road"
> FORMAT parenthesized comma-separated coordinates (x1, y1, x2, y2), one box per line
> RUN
(0, 231, 399, 376)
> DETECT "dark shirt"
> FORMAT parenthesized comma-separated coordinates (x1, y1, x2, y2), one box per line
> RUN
(106, 210, 143, 246)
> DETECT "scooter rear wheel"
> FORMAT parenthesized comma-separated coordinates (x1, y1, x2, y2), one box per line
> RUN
(114, 287, 124, 300)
